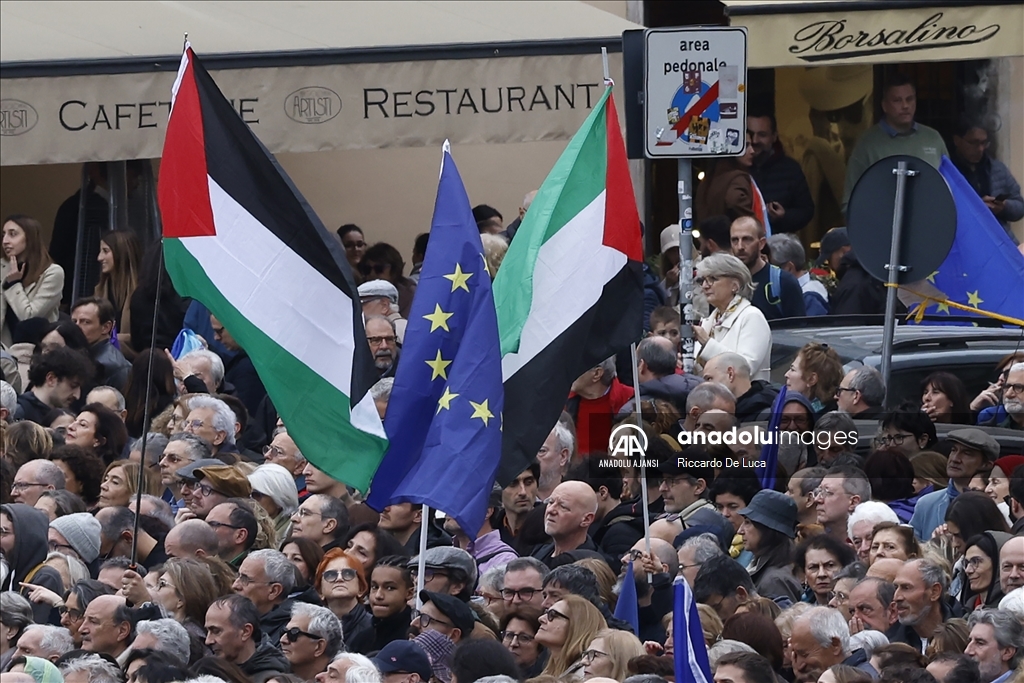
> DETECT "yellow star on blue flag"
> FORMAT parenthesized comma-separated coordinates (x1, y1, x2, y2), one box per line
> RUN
(367, 143, 504, 537)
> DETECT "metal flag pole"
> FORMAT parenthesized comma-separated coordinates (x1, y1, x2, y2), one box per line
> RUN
(629, 343, 653, 581)
(415, 505, 429, 608)
(677, 161, 695, 373)
(880, 160, 915, 408)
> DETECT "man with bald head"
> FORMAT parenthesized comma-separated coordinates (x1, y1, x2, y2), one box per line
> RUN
(1000, 536, 1024, 595)
(531, 481, 601, 568)
(78, 595, 133, 659)
(866, 558, 903, 583)
(164, 518, 218, 559)
(622, 537, 678, 641)
(694, 409, 738, 434)
(624, 335, 700, 414)
(11, 460, 65, 506)
(702, 352, 778, 423)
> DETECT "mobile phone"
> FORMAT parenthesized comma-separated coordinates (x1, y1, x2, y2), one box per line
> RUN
(996, 193, 1010, 201)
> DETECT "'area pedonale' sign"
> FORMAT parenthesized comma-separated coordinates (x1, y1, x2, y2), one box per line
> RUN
(0, 52, 623, 166)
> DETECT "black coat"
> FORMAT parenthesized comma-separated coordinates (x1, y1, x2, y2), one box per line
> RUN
(736, 380, 780, 423)
(750, 150, 815, 234)
(830, 251, 906, 317)
(590, 499, 647, 562)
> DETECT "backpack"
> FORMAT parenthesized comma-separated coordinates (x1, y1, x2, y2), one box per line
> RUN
(803, 290, 829, 317)
(765, 264, 784, 317)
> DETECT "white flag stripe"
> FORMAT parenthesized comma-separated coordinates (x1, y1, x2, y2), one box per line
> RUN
(181, 176, 363, 407)
(501, 190, 626, 380)
(682, 584, 712, 683)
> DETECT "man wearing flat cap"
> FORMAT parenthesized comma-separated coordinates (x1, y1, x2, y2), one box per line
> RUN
(738, 490, 802, 603)
(911, 428, 999, 540)
(408, 547, 478, 602)
(186, 464, 253, 521)
(359, 279, 407, 344)
(413, 591, 475, 645)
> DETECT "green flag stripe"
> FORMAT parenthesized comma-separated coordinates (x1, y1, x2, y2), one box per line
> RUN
(493, 87, 612, 356)
(164, 238, 388, 490)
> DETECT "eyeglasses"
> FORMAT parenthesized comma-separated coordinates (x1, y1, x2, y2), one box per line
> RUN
(411, 609, 453, 629)
(410, 567, 448, 582)
(834, 386, 857, 396)
(965, 556, 988, 569)
(874, 434, 912, 447)
(501, 630, 535, 644)
(360, 263, 388, 275)
(11, 482, 47, 491)
(694, 275, 720, 287)
(322, 568, 358, 584)
(192, 483, 222, 497)
(235, 573, 272, 587)
(295, 507, 324, 519)
(184, 419, 207, 430)
(283, 627, 323, 643)
(263, 445, 288, 458)
(625, 549, 645, 561)
(207, 520, 243, 530)
(581, 649, 609, 665)
(542, 608, 569, 623)
(366, 335, 397, 346)
(57, 605, 83, 621)
(827, 591, 850, 603)
(500, 587, 539, 601)
(1004, 383, 1024, 395)
(48, 541, 76, 553)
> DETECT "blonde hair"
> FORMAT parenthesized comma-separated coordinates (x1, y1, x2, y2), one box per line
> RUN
(102, 460, 161, 504)
(573, 558, 617, 611)
(588, 629, 645, 681)
(696, 603, 724, 648)
(540, 595, 607, 677)
(160, 557, 219, 625)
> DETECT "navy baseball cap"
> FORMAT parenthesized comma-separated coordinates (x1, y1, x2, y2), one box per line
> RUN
(372, 640, 433, 681)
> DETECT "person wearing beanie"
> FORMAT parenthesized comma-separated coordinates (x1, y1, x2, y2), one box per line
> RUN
(48, 513, 102, 568)
(247, 463, 299, 545)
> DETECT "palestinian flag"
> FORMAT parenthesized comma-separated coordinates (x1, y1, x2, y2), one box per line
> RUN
(493, 85, 643, 484)
(157, 46, 387, 490)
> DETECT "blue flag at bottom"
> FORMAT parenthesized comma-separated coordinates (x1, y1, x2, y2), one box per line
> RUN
(757, 385, 787, 490)
(674, 576, 713, 683)
(366, 142, 504, 535)
(614, 561, 640, 636)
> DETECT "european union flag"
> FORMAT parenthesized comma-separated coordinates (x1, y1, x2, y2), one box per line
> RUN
(366, 142, 504, 535)
(757, 385, 786, 491)
(923, 158, 1024, 323)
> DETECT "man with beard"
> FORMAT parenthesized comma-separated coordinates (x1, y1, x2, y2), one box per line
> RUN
(965, 609, 1022, 683)
(747, 111, 814, 234)
(789, 606, 876, 683)
(495, 463, 541, 552)
(979, 363, 1024, 431)
(890, 559, 959, 652)
(365, 316, 399, 380)
(911, 428, 998, 539)
(730, 216, 805, 321)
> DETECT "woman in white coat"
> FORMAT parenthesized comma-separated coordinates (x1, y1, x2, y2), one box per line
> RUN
(693, 252, 772, 382)
(1, 215, 65, 348)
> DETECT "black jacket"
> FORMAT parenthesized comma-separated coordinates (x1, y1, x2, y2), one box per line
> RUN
(350, 605, 412, 655)
(736, 380, 780, 423)
(886, 598, 963, 650)
(240, 638, 291, 680)
(225, 350, 267, 418)
(638, 573, 673, 644)
(749, 149, 815, 234)
(590, 499, 647, 562)
(830, 251, 906, 317)
(341, 603, 374, 652)
(260, 599, 294, 647)
(636, 373, 703, 414)
(89, 338, 131, 391)
(1, 503, 64, 624)
(531, 536, 608, 570)
(16, 391, 53, 426)
(401, 521, 454, 555)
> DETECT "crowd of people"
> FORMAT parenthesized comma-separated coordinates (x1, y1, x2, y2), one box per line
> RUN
(1, 73, 1023, 683)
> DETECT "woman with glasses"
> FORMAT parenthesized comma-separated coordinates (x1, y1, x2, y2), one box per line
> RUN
(150, 557, 220, 645)
(868, 523, 920, 564)
(247, 463, 299, 546)
(315, 549, 373, 650)
(580, 628, 645, 681)
(64, 403, 129, 466)
(499, 607, 547, 678)
(536, 595, 606, 680)
(793, 534, 856, 606)
(692, 253, 771, 382)
(58, 578, 115, 647)
(358, 243, 417, 318)
(958, 532, 1013, 612)
(48, 445, 104, 510)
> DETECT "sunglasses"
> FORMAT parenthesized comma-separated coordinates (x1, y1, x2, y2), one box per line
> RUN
(542, 607, 569, 623)
(359, 263, 388, 275)
(322, 568, 358, 584)
(283, 627, 323, 643)
(58, 605, 83, 621)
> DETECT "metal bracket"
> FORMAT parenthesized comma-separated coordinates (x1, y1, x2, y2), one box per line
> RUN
(884, 264, 910, 272)
(893, 168, 919, 177)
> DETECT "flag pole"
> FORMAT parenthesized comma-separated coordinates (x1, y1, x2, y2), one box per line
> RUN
(601, 47, 611, 85)
(630, 342, 652, 581)
(415, 504, 429, 608)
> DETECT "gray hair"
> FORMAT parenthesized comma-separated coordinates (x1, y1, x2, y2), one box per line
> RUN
(968, 608, 1024, 668)
(313, 494, 350, 540)
(130, 433, 169, 465)
(46, 552, 89, 585)
(167, 432, 214, 462)
(767, 233, 806, 271)
(792, 467, 828, 497)
(637, 337, 678, 377)
(848, 629, 888, 658)
(89, 385, 126, 412)
(477, 677, 518, 683)
(1007, 362, 1024, 376)
(682, 533, 726, 562)
(552, 421, 575, 456)
(364, 315, 396, 334)
(58, 653, 122, 683)
(20, 624, 74, 659)
(181, 349, 225, 387)
(707, 639, 757, 668)
(0, 380, 16, 418)
(249, 549, 296, 594)
(370, 377, 393, 402)
(186, 394, 237, 445)
(24, 459, 66, 489)
(333, 652, 383, 683)
(847, 501, 900, 539)
(799, 605, 851, 655)
(596, 356, 617, 386)
(827, 466, 872, 504)
(247, 463, 299, 517)
(136, 618, 190, 666)
(710, 352, 751, 379)
(686, 382, 736, 414)
(137, 494, 176, 531)
(479, 565, 506, 593)
(0, 592, 34, 632)
(292, 602, 344, 659)
(911, 558, 949, 594)
(696, 253, 754, 299)
(847, 367, 885, 408)
(815, 411, 857, 436)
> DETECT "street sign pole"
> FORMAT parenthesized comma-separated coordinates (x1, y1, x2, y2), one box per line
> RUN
(677, 159, 695, 373)
(880, 160, 916, 407)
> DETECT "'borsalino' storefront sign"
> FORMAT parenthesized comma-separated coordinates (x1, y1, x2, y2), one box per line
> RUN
(723, 2, 1023, 68)
(0, 52, 621, 166)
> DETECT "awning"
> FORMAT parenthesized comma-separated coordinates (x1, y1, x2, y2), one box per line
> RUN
(0, 1, 639, 165)
(722, 0, 1024, 68)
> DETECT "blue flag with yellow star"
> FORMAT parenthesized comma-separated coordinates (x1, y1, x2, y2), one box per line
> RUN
(923, 157, 1024, 323)
(365, 142, 504, 535)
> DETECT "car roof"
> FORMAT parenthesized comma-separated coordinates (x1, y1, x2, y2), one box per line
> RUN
(771, 325, 1024, 363)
